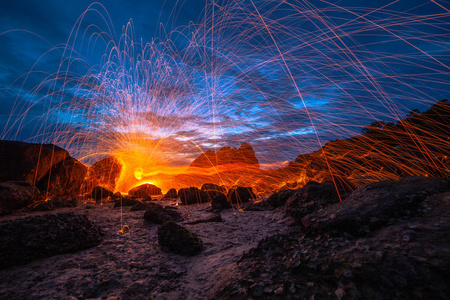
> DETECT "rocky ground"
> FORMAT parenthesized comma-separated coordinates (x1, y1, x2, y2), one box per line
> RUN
(0, 199, 290, 299)
(0, 176, 449, 299)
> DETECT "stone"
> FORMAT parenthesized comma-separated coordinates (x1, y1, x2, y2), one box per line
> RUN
(128, 183, 162, 198)
(0, 181, 41, 214)
(190, 142, 259, 168)
(143, 203, 182, 224)
(211, 193, 232, 210)
(227, 187, 255, 204)
(0, 140, 87, 198)
(302, 177, 450, 236)
(178, 187, 209, 205)
(201, 183, 227, 201)
(91, 186, 114, 202)
(29, 197, 77, 211)
(81, 156, 122, 194)
(157, 222, 203, 256)
(267, 189, 296, 208)
(0, 212, 103, 269)
(114, 197, 141, 208)
(285, 181, 343, 221)
(163, 188, 178, 198)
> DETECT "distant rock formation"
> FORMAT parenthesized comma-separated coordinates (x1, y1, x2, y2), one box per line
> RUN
(190, 142, 259, 168)
(82, 156, 122, 193)
(0, 141, 87, 198)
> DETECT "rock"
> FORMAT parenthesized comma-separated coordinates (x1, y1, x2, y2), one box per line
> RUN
(0, 181, 41, 214)
(302, 177, 450, 236)
(113, 192, 123, 199)
(91, 186, 114, 202)
(29, 197, 77, 211)
(178, 187, 209, 205)
(143, 203, 182, 224)
(0, 140, 87, 198)
(201, 183, 227, 201)
(211, 193, 232, 210)
(157, 222, 203, 256)
(0, 212, 103, 269)
(190, 142, 259, 168)
(227, 187, 255, 204)
(285, 181, 343, 221)
(163, 188, 178, 198)
(81, 156, 122, 194)
(211, 178, 450, 299)
(130, 202, 151, 211)
(267, 189, 296, 208)
(186, 213, 222, 224)
(128, 183, 162, 198)
(114, 197, 141, 208)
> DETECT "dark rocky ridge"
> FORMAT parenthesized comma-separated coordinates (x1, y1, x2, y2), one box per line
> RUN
(211, 177, 450, 299)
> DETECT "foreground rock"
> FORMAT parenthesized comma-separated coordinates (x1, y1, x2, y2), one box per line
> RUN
(211, 177, 450, 299)
(285, 180, 346, 222)
(143, 203, 182, 224)
(178, 187, 209, 205)
(227, 187, 255, 204)
(29, 197, 77, 211)
(0, 213, 103, 269)
(91, 186, 114, 202)
(302, 176, 450, 236)
(157, 222, 203, 256)
(0, 181, 41, 214)
(211, 193, 232, 211)
(0, 141, 87, 198)
(267, 189, 296, 208)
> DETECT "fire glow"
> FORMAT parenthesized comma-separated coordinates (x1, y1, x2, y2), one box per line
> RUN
(1, 1, 449, 194)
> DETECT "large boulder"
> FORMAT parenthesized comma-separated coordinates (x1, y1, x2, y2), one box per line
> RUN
(0, 181, 41, 214)
(163, 188, 178, 199)
(157, 222, 203, 256)
(143, 203, 182, 224)
(267, 189, 296, 208)
(114, 197, 141, 208)
(0, 212, 103, 269)
(0, 141, 86, 198)
(81, 156, 122, 194)
(211, 193, 232, 210)
(35, 157, 87, 198)
(91, 186, 114, 202)
(302, 176, 450, 236)
(227, 187, 255, 204)
(178, 187, 209, 205)
(285, 181, 344, 221)
(201, 183, 227, 201)
(128, 183, 162, 198)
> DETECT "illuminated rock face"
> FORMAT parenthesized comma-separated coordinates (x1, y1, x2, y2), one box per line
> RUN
(190, 142, 259, 168)
(128, 183, 162, 197)
(0, 141, 87, 198)
(82, 156, 122, 194)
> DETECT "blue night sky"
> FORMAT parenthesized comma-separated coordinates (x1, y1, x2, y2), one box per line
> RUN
(1, 0, 449, 167)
